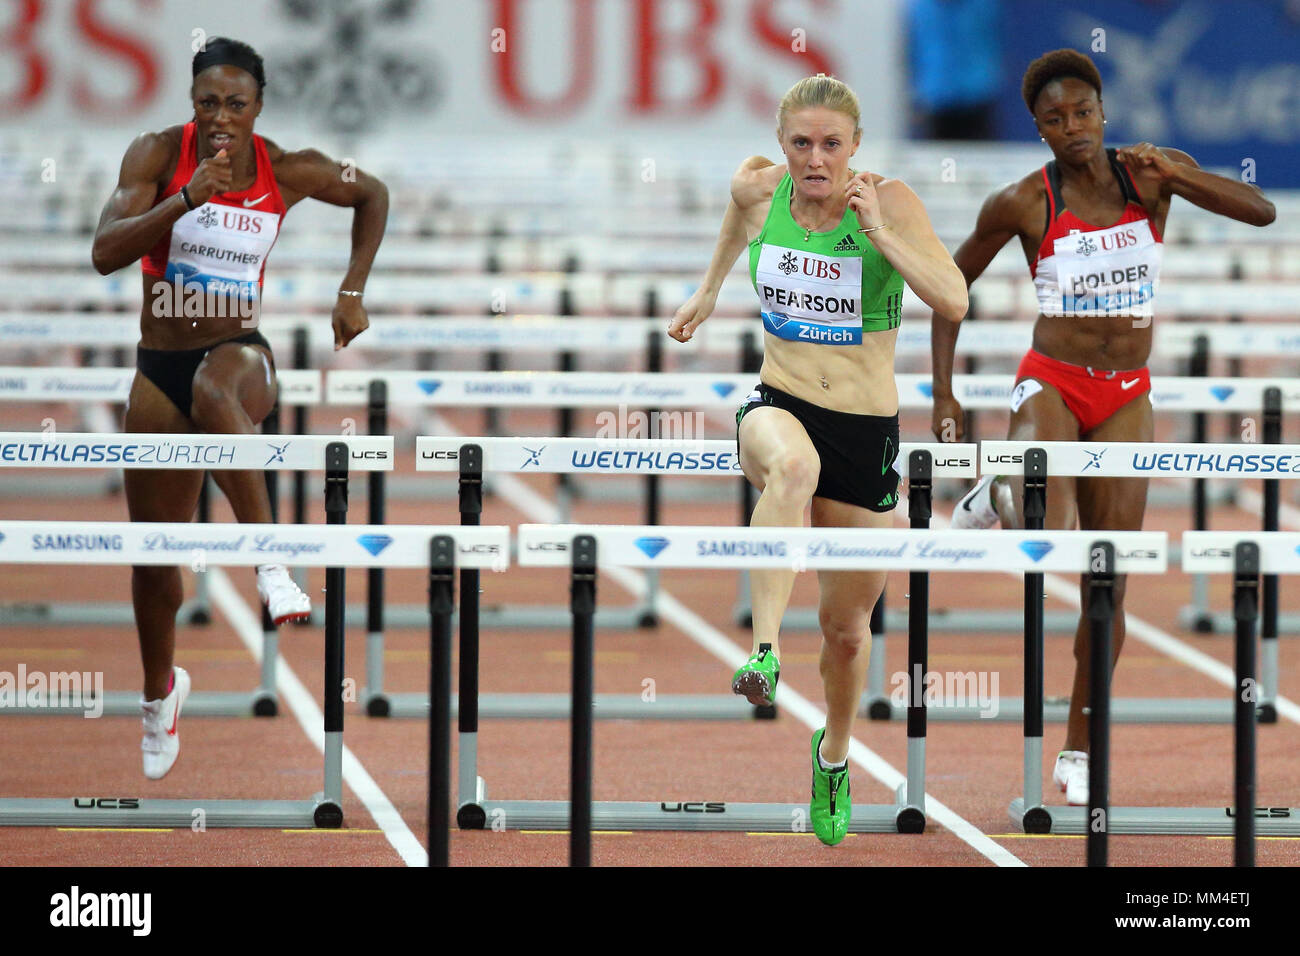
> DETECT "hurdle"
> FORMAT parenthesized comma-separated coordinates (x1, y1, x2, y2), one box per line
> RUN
(0, 508, 509, 828)
(0, 366, 321, 629)
(979, 437, 1300, 726)
(358, 439, 971, 722)
(0, 430, 390, 718)
(453, 520, 1153, 836)
(1012, 531, 1300, 838)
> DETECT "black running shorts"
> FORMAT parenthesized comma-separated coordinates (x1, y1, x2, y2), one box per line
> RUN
(735, 382, 899, 513)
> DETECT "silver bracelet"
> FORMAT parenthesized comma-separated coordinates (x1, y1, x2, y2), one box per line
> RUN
(338, 290, 363, 297)
(856, 223, 888, 234)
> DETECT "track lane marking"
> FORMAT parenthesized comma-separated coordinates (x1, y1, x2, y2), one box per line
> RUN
(208, 568, 427, 867)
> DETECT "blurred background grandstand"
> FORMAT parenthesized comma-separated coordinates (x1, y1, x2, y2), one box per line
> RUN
(1, 0, 1296, 415)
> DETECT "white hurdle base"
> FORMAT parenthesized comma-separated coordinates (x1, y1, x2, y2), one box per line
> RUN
(0, 596, 211, 627)
(0, 689, 277, 718)
(1008, 799, 1300, 836)
(0, 795, 341, 828)
(367, 692, 773, 720)
(337, 602, 657, 631)
(466, 785, 924, 833)
(866, 696, 1238, 724)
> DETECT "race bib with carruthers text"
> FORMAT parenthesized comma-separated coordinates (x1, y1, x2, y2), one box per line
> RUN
(164, 202, 281, 301)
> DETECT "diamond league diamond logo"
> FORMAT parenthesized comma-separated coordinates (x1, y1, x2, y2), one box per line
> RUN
(0, 532, 5, 545)
(357, 534, 393, 556)
(1019, 540, 1054, 562)
(711, 383, 736, 399)
(634, 536, 670, 559)
(1210, 386, 1235, 402)
(417, 380, 441, 396)
(917, 382, 934, 398)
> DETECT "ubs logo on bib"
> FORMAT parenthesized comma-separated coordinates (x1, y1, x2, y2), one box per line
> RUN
(778, 252, 798, 275)
(1075, 235, 1097, 256)
(198, 207, 219, 229)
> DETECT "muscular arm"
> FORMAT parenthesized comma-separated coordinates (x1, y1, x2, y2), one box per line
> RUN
(91, 132, 183, 275)
(868, 179, 967, 322)
(275, 148, 389, 294)
(930, 183, 1022, 397)
(699, 156, 774, 295)
(1123, 145, 1275, 227)
(668, 156, 773, 342)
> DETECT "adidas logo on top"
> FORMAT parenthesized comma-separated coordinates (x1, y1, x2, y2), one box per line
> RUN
(832, 234, 859, 252)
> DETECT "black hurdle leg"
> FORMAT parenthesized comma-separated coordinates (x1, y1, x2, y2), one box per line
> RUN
(1233, 542, 1260, 867)
(899, 450, 931, 832)
(291, 326, 310, 610)
(569, 534, 597, 867)
(365, 380, 390, 715)
(457, 444, 484, 822)
(1258, 388, 1281, 723)
(1086, 542, 1115, 868)
(428, 535, 455, 867)
(1021, 448, 1050, 833)
(315, 442, 349, 828)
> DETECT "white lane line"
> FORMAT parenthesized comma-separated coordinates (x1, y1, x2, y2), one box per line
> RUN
(208, 568, 427, 867)
(436, 416, 1024, 867)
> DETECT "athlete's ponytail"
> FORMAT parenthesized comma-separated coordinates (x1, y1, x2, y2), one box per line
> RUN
(777, 74, 861, 136)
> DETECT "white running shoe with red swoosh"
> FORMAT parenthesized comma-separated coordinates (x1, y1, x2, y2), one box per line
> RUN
(257, 564, 312, 626)
(140, 666, 191, 780)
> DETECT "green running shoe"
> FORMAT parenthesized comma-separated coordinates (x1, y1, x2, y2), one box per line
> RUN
(731, 642, 780, 705)
(810, 728, 850, 846)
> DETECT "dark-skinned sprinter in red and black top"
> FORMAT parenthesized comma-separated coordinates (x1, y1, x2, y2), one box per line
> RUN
(91, 37, 388, 780)
(930, 48, 1275, 806)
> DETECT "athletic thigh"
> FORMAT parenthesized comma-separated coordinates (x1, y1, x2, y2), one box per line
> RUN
(193, 341, 277, 426)
(1005, 377, 1080, 530)
(811, 495, 893, 625)
(123, 371, 204, 523)
(738, 404, 820, 492)
(1076, 392, 1152, 532)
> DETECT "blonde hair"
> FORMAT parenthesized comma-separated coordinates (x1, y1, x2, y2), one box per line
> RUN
(776, 73, 861, 135)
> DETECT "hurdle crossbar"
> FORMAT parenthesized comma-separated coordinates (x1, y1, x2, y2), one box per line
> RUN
(348, 439, 973, 723)
(0, 509, 509, 829)
(0, 433, 391, 718)
(981, 439, 1299, 726)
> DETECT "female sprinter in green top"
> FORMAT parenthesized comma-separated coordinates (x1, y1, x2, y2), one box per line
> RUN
(668, 75, 967, 845)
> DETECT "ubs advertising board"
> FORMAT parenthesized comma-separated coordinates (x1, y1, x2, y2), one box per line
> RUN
(0, 0, 900, 147)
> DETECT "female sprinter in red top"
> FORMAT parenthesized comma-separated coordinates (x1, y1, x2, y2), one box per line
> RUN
(932, 49, 1274, 805)
(92, 37, 388, 779)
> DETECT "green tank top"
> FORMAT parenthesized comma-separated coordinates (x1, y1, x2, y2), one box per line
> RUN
(748, 172, 904, 345)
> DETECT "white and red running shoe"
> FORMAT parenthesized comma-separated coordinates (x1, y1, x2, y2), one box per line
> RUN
(140, 666, 191, 780)
(257, 564, 312, 626)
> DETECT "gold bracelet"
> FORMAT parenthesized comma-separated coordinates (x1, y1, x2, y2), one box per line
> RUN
(857, 223, 888, 234)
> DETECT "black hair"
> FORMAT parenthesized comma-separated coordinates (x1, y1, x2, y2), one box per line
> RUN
(1022, 48, 1101, 115)
(192, 37, 266, 97)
